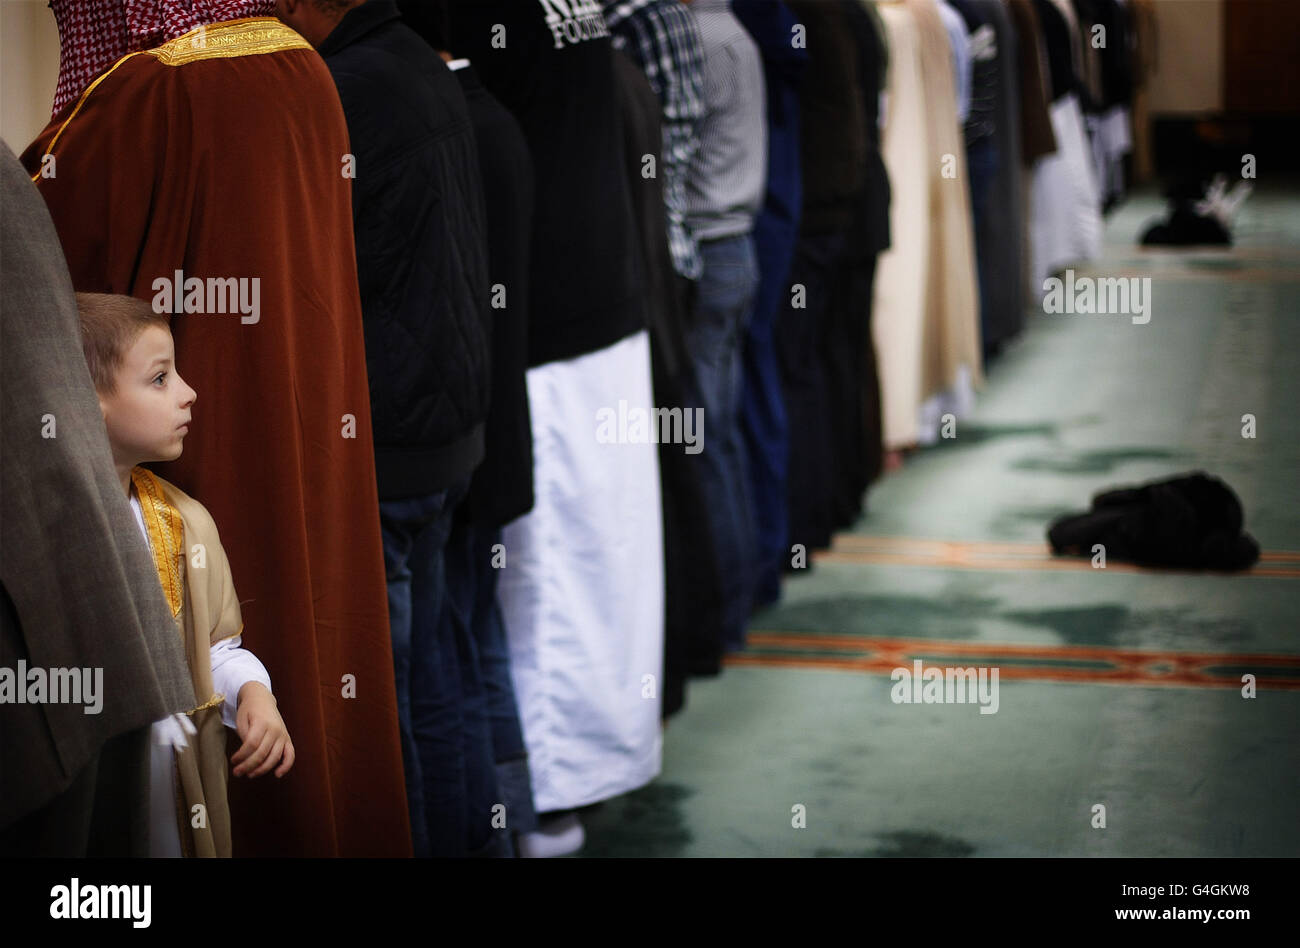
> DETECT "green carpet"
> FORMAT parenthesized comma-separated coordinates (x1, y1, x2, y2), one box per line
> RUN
(580, 185, 1300, 857)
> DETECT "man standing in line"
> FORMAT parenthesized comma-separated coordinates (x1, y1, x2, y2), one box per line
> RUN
(396, 0, 544, 855)
(602, 0, 723, 714)
(731, 0, 806, 611)
(446, 0, 664, 857)
(275, 0, 494, 858)
(682, 0, 768, 654)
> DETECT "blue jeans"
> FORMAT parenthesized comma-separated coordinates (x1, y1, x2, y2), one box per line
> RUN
(687, 232, 760, 649)
(380, 483, 471, 858)
(743, 202, 799, 609)
(443, 520, 537, 850)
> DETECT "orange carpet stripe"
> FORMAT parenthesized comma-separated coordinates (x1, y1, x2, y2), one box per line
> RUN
(830, 534, 1300, 563)
(724, 653, 1300, 690)
(1062, 268, 1300, 282)
(814, 548, 1300, 578)
(744, 632, 1300, 668)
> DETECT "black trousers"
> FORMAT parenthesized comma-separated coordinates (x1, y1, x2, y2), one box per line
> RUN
(656, 276, 726, 714)
(777, 232, 883, 554)
(0, 725, 152, 857)
(777, 230, 842, 554)
(826, 250, 882, 527)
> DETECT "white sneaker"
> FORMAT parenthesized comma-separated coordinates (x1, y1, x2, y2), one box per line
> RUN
(517, 812, 585, 858)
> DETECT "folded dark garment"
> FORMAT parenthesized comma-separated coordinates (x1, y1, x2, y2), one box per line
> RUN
(1048, 471, 1259, 570)
(1140, 205, 1231, 246)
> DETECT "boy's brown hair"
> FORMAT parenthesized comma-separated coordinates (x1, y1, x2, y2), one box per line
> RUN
(75, 293, 171, 395)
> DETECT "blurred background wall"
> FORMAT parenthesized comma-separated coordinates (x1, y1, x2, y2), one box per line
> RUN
(1148, 0, 1224, 115)
(1, 0, 60, 155)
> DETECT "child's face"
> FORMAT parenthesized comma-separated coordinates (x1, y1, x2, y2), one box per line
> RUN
(98, 324, 196, 468)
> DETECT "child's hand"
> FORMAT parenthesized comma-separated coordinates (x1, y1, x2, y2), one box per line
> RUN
(231, 682, 295, 778)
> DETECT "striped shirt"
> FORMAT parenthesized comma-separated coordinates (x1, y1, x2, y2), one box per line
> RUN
(684, 0, 767, 242)
(603, 0, 706, 280)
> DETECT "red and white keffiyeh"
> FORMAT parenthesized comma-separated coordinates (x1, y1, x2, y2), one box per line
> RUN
(50, 0, 277, 116)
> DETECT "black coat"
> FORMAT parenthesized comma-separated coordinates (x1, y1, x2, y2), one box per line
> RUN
(840, 0, 892, 260)
(321, 1, 490, 500)
(1049, 472, 1260, 570)
(453, 64, 536, 528)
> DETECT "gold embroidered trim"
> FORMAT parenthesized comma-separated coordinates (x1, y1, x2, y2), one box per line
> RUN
(186, 693, 226, 716)
(132, 467, 185, 619)
(146, 18, 310, 67)
(31, 18, 309, 183)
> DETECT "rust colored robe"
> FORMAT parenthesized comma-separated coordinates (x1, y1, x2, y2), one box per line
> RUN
(22, 18, 410, 857)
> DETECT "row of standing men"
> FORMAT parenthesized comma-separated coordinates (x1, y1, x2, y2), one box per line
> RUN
(5, 0, 1148, 856)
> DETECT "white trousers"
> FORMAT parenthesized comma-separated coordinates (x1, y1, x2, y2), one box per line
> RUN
(1030, 93, 1104, 292)
(499, 330, 664, 813)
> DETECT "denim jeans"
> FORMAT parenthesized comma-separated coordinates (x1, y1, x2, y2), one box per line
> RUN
(687, 232, 760, 649)
(966, 136, 1000, 356)
(742, 204, 799, 610)
(379, 483, 472, 858)
(442, 520, 537, 851)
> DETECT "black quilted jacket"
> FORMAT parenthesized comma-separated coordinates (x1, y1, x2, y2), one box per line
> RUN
(321, 1, 489, 500)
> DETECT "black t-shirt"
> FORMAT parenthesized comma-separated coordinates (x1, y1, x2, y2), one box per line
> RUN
(446, 0, 645, 367)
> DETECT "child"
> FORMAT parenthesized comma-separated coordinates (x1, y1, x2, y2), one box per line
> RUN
(77, 292, 293, 857)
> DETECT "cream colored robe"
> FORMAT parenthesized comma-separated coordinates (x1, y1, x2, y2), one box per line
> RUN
(870, 0, 983, 449)
(132, 467, 240, 858)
